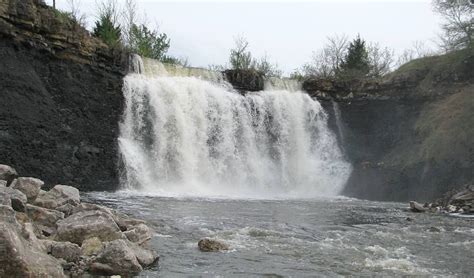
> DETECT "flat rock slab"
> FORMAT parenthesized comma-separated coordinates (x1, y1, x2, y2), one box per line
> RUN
(56, 210, 123, 244)
(34, 185, 80, 209)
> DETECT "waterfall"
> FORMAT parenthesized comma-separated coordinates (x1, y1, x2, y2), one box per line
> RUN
(331, 100, 346, 154)
(119, 55, 351, 198)
(264, 77, 302, 92)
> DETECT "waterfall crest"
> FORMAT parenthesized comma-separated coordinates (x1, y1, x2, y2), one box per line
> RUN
(119, 56, 351, 198)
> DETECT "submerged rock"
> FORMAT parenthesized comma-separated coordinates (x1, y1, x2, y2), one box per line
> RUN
(198, 238, 230, 252)
(409, 201, 428, 212)
(11, 177, 44, 202)
(56, 210, 123, 244)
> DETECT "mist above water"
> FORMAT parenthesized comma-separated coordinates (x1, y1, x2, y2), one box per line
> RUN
(119, 56, 351, 198)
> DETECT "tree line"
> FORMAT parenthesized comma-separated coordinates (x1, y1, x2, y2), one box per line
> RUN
(57, 0, 186, 65)
(56, 0, 472, 78)
(219, 0, 472, 80)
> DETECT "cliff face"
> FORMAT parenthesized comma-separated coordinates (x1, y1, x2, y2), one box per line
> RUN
(305, 49, 474, 201)
(0, 0, 127, 190)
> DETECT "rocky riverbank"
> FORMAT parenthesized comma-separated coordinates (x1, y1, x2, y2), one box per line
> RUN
(0, 164, 158, 277)
(409, 184, 474, 215)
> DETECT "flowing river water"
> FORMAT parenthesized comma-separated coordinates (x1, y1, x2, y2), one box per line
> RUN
(97, 56, 474, 276)
(84, 192, 474, 276)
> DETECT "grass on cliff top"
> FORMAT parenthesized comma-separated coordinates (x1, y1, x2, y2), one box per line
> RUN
(390, 48, 472, 77)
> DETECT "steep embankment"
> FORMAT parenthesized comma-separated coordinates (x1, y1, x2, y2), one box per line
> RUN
(0, 0, 127, 190)
(304, 49, 474, 201)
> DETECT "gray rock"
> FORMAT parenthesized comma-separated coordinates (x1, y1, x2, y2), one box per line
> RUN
(81, 236, 104, 256)
(114, 211, 147, 232)
(49, 241, 81, 263)
(90, 239, 143, 276)
(11, 177, 44, 202)
(124, 223, 153, 245)
(21, 223, 47, 253)
(55, 203, 76, 217)
(126, 240, 159, 267)
(409, 201, 427, 213)
(73, 202, 146, 231)
(198, 238, 230, 252)
(0, 205, 20, 228)
(0, 187, 27, 212)
(0, 164, 17, 185)
(0, 190, 12, 207)
(56, 210, 124, 244)
(26, 204, 64, 236)
(0, 180, 6, 187)
(34, 185, 80, 209)
(0, 221, 65, 277)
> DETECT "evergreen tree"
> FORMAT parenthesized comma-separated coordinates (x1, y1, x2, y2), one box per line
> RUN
(129, 24, 170, 60)
(338, 35, 370, 79)
(93, 11, 121, 47)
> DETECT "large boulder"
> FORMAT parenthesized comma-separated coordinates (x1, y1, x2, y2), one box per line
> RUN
(126, 240, 159, 267)
(89, 239, 143, 276)
(56, 210, 124, 244)
(11, 177, 44, 202)
(198, 238, 230, 252)
(26, 204, 64, 236)
(0, 186, 27, 212)
(34, 185, 80, 209)
(0, 205, 20, 228)
(0, 221, 65, 277)
(81, 236, 104, 256)
(123, 223, 153, 245)
(409, 201, 428, 212)
(0, 164, 18, 185)
(0, 190, 12, 206)
(72, 202, 146, 231)
(47, 241, 82, 263)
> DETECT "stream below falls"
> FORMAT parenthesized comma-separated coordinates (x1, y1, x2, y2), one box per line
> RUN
(84, 191, 474, 277)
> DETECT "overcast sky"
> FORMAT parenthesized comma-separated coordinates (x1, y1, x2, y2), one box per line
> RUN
(48, 0, 442, 74)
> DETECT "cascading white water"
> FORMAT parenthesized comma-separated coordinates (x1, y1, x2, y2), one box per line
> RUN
(119, 56, 351, 198)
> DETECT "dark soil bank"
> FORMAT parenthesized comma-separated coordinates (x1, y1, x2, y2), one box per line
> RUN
(0, 0, 127, 190)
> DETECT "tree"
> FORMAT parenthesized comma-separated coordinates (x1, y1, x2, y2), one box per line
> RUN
(122, 0, 138, 47)
(338, 35, 370, 79)
(53, 0, 56, 9)
(254, 53, 282, 77)
(397, 41, 435, 66)
(433, 0, 473, 51)
(229, 36, 254, 70)
(129, 24, 170, 60)
(367, 42, 395, 77)
(93, 0, 121, 47)
(302, 34, 348, 78)
(66, 0, 87, 27)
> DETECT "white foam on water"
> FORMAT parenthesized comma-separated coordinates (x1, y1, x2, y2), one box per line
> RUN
(119, 55, 351, 199)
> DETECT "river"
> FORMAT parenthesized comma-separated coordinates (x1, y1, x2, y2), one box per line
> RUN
(84, 191, 474, 276)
